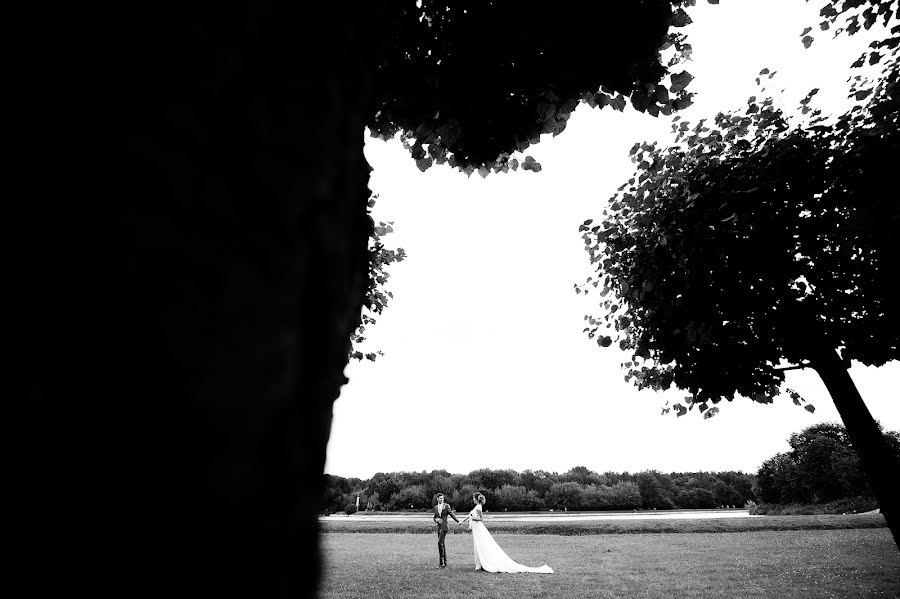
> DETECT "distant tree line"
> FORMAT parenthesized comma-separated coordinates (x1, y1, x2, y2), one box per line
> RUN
(325, 422, 900, 515)
(322, 466, 756, 514)
(754, 422, 900, 506)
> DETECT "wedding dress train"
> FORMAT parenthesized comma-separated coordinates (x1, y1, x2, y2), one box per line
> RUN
(468, 505, 553, 574)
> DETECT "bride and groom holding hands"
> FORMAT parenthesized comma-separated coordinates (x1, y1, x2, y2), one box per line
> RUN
(433, 492, 553, 574)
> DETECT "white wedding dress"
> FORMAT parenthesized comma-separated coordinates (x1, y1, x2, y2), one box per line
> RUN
(468, 504, 553, 574)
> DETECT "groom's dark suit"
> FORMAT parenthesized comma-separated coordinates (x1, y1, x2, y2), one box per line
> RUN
(433, 502, 459, 567)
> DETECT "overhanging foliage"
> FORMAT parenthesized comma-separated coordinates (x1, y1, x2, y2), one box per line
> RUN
(368, 0, 701, 176)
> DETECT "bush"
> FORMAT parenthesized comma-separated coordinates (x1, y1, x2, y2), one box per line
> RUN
(344, 503, 357, 515)
(752, 496, 879, 515)
(824, 496, 879, 514)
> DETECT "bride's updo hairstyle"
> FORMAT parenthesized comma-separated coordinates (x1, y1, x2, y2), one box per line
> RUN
(474, 493, 486, 505)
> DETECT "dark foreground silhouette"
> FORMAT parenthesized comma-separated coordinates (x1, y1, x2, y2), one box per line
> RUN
(6, 5, 381, 597)
(2, 2, 703, 596)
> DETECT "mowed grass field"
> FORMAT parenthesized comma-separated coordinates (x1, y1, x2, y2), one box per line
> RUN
(319, 524, 900, 598)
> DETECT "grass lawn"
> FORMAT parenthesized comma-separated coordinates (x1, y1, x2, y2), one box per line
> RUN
(319, 530, 900, 598)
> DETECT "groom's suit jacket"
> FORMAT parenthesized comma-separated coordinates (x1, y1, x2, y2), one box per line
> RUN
(433, 503, 457, 532)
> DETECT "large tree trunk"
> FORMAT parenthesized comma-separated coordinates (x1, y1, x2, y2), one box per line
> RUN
(6, 5, 382, 597)
(811, 348, 900, 550)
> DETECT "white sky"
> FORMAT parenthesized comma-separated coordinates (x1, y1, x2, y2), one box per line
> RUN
(325, 0, 900, 479)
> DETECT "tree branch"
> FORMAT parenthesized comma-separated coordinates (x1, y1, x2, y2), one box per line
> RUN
(773, 362, 811, 372)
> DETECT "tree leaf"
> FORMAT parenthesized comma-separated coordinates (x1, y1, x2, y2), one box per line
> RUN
(672, 8, 693, 28)
(670, 71, 694, 93)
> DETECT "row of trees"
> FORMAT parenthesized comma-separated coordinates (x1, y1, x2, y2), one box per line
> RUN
(326, 422, 898, 515)
(323, 466, 756, 514)
(756, 422, 900, 505)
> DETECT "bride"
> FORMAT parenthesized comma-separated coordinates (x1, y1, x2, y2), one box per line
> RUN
(458, 493, 553, 574)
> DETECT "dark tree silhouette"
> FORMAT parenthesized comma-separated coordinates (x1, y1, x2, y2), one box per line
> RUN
(6, 2, 697, 597)
(579, 8, 900, 546)
(370, 0, 697, 175)
(6, 4, 389, 597)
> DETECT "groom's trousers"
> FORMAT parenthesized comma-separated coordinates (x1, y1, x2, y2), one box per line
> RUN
(437, 528, 447, 565)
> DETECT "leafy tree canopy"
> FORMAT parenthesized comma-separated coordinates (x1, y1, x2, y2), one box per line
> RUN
(801, 0, 900, 59)
(577, 0, 900, 546)
(755, 422, 899, 504)
(579, 1, 900, 414)
(369, 0, 702, 177)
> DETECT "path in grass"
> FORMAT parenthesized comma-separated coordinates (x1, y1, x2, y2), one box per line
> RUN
(321, 508, 756, 523)
(320, 530, 900, 598)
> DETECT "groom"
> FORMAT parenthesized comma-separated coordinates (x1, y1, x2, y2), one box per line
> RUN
(433, 493, 459, 568)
